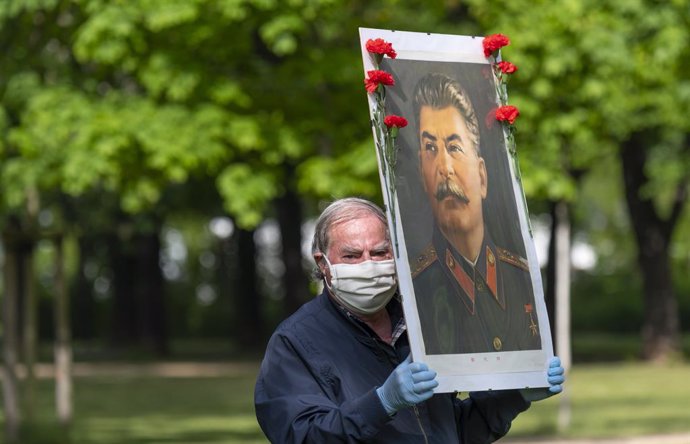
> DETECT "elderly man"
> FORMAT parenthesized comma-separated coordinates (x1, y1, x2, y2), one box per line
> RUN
(255, 197, 564, 443)
(411, 72, 542, 354)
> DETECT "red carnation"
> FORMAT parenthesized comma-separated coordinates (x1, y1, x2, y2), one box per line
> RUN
(495, 105, 520, 125)
(364, 70, 395, 93)
(383, 115, 408, 129)
(366, 38, 397, 59)
(497, 61, 518, 74)
(483, 33, 510, 57)
(384, 115, 407, 138)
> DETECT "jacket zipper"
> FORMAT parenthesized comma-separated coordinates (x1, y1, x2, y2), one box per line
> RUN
(412, 405, 429, 444)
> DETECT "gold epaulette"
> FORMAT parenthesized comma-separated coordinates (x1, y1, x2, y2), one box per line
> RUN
(496, 247, 529, 271)
(411, 244, 438, 278)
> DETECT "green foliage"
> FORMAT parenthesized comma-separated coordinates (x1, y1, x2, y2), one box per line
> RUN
(5, 0, 689, 351)
(0, 0, 59, 19)
(466, 0, 690, 203)
(0, 0, 502, 229)
(466, 2, 690, 344)
(217, 165, 279, 228)
(571, 270, 644, 333)
(2, 0, 406, 228)
(260, 13, 304, 55)
(0, 106, 7, 155)
(297, 139, 380, 198)
(3, 86, 233, 213)
(572, 155, 637, 270)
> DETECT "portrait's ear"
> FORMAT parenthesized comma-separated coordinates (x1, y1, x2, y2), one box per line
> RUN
(479, 157, 488, 199)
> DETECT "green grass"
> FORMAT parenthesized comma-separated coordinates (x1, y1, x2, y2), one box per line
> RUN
(2, 360, 690, 443)
(509, 362, 690, 439)
(2, 368, 269, 444)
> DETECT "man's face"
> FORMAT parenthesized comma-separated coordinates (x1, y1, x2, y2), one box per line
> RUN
(314, 214, 392, 282)
(418, 105, 487, 237)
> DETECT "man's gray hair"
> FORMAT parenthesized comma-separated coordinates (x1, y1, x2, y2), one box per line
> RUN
(311, 197, 389, 279)
(412, 72, 481, 155)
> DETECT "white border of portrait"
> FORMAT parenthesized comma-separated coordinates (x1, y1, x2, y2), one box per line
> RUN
(359, 27, 554, 393)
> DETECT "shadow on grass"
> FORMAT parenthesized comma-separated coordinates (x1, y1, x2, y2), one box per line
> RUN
(3, 372, 266, 444)
(19, 423, 71, 444)
(15, 425, 266, 444)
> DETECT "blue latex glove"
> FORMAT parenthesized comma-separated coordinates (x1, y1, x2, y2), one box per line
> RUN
(520, 356, 565, 402)
(376, 354, 439, 415)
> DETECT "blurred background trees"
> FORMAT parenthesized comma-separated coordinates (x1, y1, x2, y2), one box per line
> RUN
(1, 0, 690, 439)
(465, 0, 690, 361)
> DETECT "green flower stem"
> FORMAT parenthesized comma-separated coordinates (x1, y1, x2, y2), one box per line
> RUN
(372, 87, 400, 258)
(490, 62, 532, 237)
(368, 54, 400, 256)
(506, 125, 533, 236)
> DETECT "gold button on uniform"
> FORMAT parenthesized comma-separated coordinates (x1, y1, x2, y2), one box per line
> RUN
(493, 337, 503, 351)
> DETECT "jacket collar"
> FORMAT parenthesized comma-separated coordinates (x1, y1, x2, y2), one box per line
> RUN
(321, 289, 407, 349)
(431, 225, 505, 314)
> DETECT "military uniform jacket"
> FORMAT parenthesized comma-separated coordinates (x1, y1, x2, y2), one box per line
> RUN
(412, 226, 542, 354)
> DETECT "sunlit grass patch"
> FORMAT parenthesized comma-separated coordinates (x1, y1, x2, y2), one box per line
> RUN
(510, 362, 690, 439)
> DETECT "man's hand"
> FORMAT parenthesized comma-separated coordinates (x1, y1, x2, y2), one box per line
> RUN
(376, 355, 439, 415)
(520, 357, 565, 402)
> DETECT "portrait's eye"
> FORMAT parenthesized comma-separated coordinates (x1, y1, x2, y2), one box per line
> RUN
(448, 143, 464, 154)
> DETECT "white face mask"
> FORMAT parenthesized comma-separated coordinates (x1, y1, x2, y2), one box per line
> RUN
(322, 256, 398, 316)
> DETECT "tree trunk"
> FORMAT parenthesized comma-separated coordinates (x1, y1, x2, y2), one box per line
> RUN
(21, 242, 37, 423)
(53, 235, 73, 426)
(620, 133, 682, 361)
(553, 201, 572, 368)
(217, 227, 237, 340)
(108, 232, 139, 346)
(2, 234, 21, 443)
(134, 229, 168, 356)
(71, 235, 97, 340)
(276, 189, 311, 317)
(553, 201, 572, 431)
(235, 228, 263, 348)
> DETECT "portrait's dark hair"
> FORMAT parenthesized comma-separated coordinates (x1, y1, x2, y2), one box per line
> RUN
(412, 72, 481, 154)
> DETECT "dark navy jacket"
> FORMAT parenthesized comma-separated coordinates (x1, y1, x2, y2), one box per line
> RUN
(254, 290, 530, 443)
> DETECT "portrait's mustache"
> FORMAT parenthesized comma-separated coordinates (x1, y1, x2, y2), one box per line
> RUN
(435, 180, 469, 204)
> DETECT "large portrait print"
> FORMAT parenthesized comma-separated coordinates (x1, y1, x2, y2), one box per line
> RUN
(360, 28, 554, 392)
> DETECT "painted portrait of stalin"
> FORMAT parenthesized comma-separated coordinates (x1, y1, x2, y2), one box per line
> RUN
(410, 72, 541, 355)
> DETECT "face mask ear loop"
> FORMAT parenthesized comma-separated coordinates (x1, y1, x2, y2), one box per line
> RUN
(320, 254, 334, 291)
